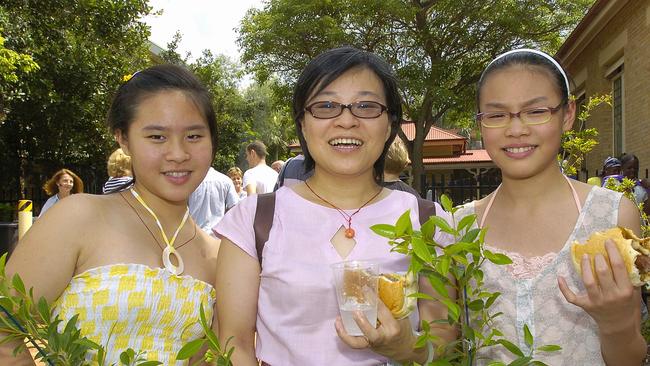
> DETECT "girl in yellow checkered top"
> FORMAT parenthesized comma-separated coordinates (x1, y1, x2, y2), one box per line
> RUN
(0, 64, 221, 365)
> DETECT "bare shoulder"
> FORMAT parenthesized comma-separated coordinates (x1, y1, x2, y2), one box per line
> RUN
(196, 229, 221, 261)
(568, 179, 596, 203)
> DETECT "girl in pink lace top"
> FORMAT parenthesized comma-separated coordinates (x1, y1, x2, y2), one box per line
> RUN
(456, 49, 646, 365)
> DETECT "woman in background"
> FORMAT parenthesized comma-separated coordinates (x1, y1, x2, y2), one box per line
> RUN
(39, 168, 84, 217)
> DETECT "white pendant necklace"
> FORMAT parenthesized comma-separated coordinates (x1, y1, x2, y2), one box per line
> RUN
(130, 189, 189, 275)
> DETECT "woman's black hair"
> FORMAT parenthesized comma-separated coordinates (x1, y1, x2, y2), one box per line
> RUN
(292, 46, 402, 184)
(476, 51, 570, 111)
(107, 64, 217, 154)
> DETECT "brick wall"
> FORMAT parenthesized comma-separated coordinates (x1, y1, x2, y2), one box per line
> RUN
(562, 1, 650, 176)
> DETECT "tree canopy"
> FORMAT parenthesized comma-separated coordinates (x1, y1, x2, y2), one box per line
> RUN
(238, 0, 593, 191)
(0, 0, 152, 195)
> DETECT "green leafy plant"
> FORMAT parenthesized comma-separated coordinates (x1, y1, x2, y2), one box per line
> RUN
(371, 195, 560, 365)
(0, 253, 162, 366)
(176, 304, 234, 366)
(604, 177, 650, 238)
(559, 94, 612, 177)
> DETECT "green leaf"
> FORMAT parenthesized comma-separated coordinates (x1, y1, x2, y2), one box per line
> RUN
(407, 292, 435, 300)
(440, 298, 460, 322)
(176, 338, 205, 360)
(460, 227, 481, 244)
(457, 214, 476, 232)
(529, 362, 549, 366)
(523, 324, 533, 348)
(467, 299, 484, 311)
(438, 256, 450, 276)
(137, 362, 163, 366)
(440, 194, 453, 212)
(536, 344, 562, 352)
(370, 224, 395, 238)
(119, 349, 132, 364)
(484, 250, 513, 265)
(485, 292, 501, 308)
(508, 357, 533, 366)
(420, 217, 435, 240)
(412, 236, 433, 263)
(428, 276, 449, 298)
(37, 297, 50, 323)
(395, 210, 412, 237)
(498, 339, 525, 357)
(429, 216, 455, 235)
(486, 362, 507, 366)
(11, 274, 25, 295)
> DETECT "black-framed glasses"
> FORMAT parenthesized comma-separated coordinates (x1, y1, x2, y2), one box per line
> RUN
(305, 101, 388, 119)
(476, 102, 564, 128)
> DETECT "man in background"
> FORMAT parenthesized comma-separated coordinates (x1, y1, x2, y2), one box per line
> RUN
(243, 140, 278, 195)
(189, 167, 239, 236)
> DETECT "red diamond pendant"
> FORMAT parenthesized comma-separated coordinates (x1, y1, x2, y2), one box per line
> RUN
(344, 227, 355, 239)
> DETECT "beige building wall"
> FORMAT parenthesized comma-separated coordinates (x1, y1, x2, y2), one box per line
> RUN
(561, 0, 650, 178)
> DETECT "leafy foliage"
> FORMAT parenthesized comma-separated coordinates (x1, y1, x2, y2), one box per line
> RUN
(161, 33, 295, 172)
(559, 94, 612, 177)
(371, 195, 560, 364)
(0, 0, 153, 193)
(238, 0, 593, 191)
(175, 304, 234, 366)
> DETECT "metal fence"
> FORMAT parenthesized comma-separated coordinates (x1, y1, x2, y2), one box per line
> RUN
(422, 172, 501, 205)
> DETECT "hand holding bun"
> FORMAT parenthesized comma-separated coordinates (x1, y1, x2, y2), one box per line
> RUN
(378, 272, 418, 319)
(570, 227, 650, 287)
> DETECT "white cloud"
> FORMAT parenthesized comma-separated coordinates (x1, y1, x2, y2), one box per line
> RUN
(144, 0, 264, 62)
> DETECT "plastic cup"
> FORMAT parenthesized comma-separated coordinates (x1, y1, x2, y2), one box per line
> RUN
(331, 260, 379, 336)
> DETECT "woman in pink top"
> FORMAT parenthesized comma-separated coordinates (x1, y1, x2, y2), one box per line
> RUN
(454, 49, 645, 365)
(215, 47, 457, 365)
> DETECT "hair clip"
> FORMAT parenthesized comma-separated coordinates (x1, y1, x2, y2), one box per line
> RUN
(121, 70, 141, 83)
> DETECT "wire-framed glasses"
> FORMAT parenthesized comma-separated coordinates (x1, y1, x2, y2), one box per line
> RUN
(476, 103, 564, 128)
(305, 101, 388, 119)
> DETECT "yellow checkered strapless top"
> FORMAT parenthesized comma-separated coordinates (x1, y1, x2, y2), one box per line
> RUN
(53, 264, 216, 365)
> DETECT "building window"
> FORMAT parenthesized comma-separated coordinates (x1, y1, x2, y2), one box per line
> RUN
(611, 65, 624, 157)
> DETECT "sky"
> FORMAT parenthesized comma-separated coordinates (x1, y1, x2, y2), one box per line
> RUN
(143, 0, 265, 62)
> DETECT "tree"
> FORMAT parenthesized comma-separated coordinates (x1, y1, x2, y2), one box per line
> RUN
(0, 0, 152, 196)
(161, 33, 295, 171)
(238, 0, 593, 192)
(242, 81, 295, 162)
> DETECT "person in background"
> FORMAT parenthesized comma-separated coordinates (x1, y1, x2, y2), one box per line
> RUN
(242, 140, 278, 195)
(382, 138, 418, 196)
(271, 160, 285, 173)
(599, 156, 622, 187)
(273, 154, 314, 191)
(227, 166, 247, 201)
(39, 168, 84, 217)
(455, 48, 645, 364)
(619, 153, 649, 210)
(189, 166, 239, 236)
(103, 147, 133, 194)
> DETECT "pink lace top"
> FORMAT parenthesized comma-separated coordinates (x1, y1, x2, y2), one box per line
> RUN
(455, 183, 622, 365)
(487, 246, 557, 280)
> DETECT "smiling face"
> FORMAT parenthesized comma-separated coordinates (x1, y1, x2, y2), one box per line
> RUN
(56, 173, 74, 195)
(301, 67, 391, 180)
(229, 173, 242, 191)
(116, 90, 213, 206)
(479, 65, 575, 180)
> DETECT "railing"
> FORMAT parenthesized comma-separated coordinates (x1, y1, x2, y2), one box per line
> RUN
(421, 173, 501, 205)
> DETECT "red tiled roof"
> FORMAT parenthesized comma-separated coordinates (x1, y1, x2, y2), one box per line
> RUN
(400, 122, 466, 141)
(423, 149, 492, 164)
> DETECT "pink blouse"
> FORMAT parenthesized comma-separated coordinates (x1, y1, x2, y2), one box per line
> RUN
(216, 187, 453, 366)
